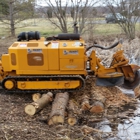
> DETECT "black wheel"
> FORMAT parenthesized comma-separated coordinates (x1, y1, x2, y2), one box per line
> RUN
(121, 70, 140, 89)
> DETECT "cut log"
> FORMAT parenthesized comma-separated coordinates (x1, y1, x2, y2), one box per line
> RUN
(81, 95, 91, 111)
(48, 92, 69, 125)
(90, 101, 104, 113)
(67, 100, 78, 126)
(32, 93, 41, 102)
(25, 92, 53, 116)
(90, 90, 106, 113)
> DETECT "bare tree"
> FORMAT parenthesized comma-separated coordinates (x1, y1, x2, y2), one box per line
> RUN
(40, 0, 98, 34)
(0, 0, 35, 36)
(103, 0, 140, 40)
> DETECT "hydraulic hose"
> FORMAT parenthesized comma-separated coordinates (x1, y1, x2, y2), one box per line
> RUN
(86, 41, 120, 52)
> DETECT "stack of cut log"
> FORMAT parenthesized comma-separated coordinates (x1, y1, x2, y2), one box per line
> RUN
(25, 92, 71, 125)
(24, 78, 137, 126)
(25, 92, 53, 116)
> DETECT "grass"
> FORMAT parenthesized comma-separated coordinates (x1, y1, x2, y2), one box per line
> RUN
(0, 18, 140, 37)
(94, 24, 122, 35)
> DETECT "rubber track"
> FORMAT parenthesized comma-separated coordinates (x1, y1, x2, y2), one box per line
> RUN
(1, 75, 85, 93)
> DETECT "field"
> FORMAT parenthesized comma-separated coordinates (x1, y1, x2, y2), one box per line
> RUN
(1, 18, 140, 38)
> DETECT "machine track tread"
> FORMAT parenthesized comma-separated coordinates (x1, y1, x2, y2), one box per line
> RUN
(1, 75, 85, 93)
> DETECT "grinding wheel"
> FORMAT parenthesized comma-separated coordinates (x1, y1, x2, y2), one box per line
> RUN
(121, 70, 140, 89)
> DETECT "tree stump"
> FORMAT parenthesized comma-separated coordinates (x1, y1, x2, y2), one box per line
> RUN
(48, 92, 69, 125)
(25, 92, 53, 116)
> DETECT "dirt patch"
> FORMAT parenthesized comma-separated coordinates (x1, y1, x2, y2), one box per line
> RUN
(0, 77, 137, 140)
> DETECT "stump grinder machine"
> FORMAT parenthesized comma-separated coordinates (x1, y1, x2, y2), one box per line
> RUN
(0, 31, 139, 93)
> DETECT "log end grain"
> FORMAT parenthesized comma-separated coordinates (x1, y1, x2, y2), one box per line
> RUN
(68, 117, 77, 126)
(90, 101, 104, 113)
(32, 93, 41, 102)
(25, 104, 36, 116)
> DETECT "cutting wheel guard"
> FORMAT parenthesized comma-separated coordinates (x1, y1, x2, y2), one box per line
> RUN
(121, 70, 140, 89)
(96, 76, 124, 87)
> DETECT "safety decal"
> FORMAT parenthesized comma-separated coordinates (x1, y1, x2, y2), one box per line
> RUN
(27, 49, 42, 53)
(63, 50, 78, 55)
(19, 43, 27, 47)
(51, 42, 59, 48)
(73, 41, 81, 47)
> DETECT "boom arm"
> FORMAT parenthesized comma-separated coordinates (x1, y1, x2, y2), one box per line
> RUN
(87, 42, 140, 88)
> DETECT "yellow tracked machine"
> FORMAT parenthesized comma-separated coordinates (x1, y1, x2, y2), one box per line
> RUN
(0, 31, 139, 93)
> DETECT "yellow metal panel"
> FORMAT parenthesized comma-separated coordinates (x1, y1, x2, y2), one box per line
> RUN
(59, 40, 85, 59)
(90, 51, 96, 72)
(17, 80, 80, 89)
(8, 48, 19, 70)
(9, 47, 49, 71)
(48, 48, 59, 70)
(2, 54, 11, 71)
(97, 72, 123, 78)
(60, 59, 84, 70)
(59, 48, 85, 59)
(16, 70, 86, 75)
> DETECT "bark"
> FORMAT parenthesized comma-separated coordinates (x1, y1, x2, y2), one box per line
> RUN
(25, 92, 53, 116)
(48, 92, 69, 125)
(67, 100, 78, 126)
(90, 90, 106, 113)
(9, 1, 15, 36)
(81, 95, 91, 111)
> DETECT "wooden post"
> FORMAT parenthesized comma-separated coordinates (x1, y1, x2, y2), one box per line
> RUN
(25, 92, 53, 116)
(48, 92, 69, 125)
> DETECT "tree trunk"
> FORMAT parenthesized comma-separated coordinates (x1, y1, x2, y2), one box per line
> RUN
(9, 1, 15, 36)
(48, 92, 69, 125)
(25, 92, 53, 116)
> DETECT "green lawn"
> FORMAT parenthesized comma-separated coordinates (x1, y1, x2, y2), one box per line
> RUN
(94, 24, 122, 35)
(0, 18, 140, 37)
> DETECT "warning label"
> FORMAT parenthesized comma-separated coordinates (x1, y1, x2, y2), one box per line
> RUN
(63, 50, 78, 55)
(27, 49, 42, 53)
